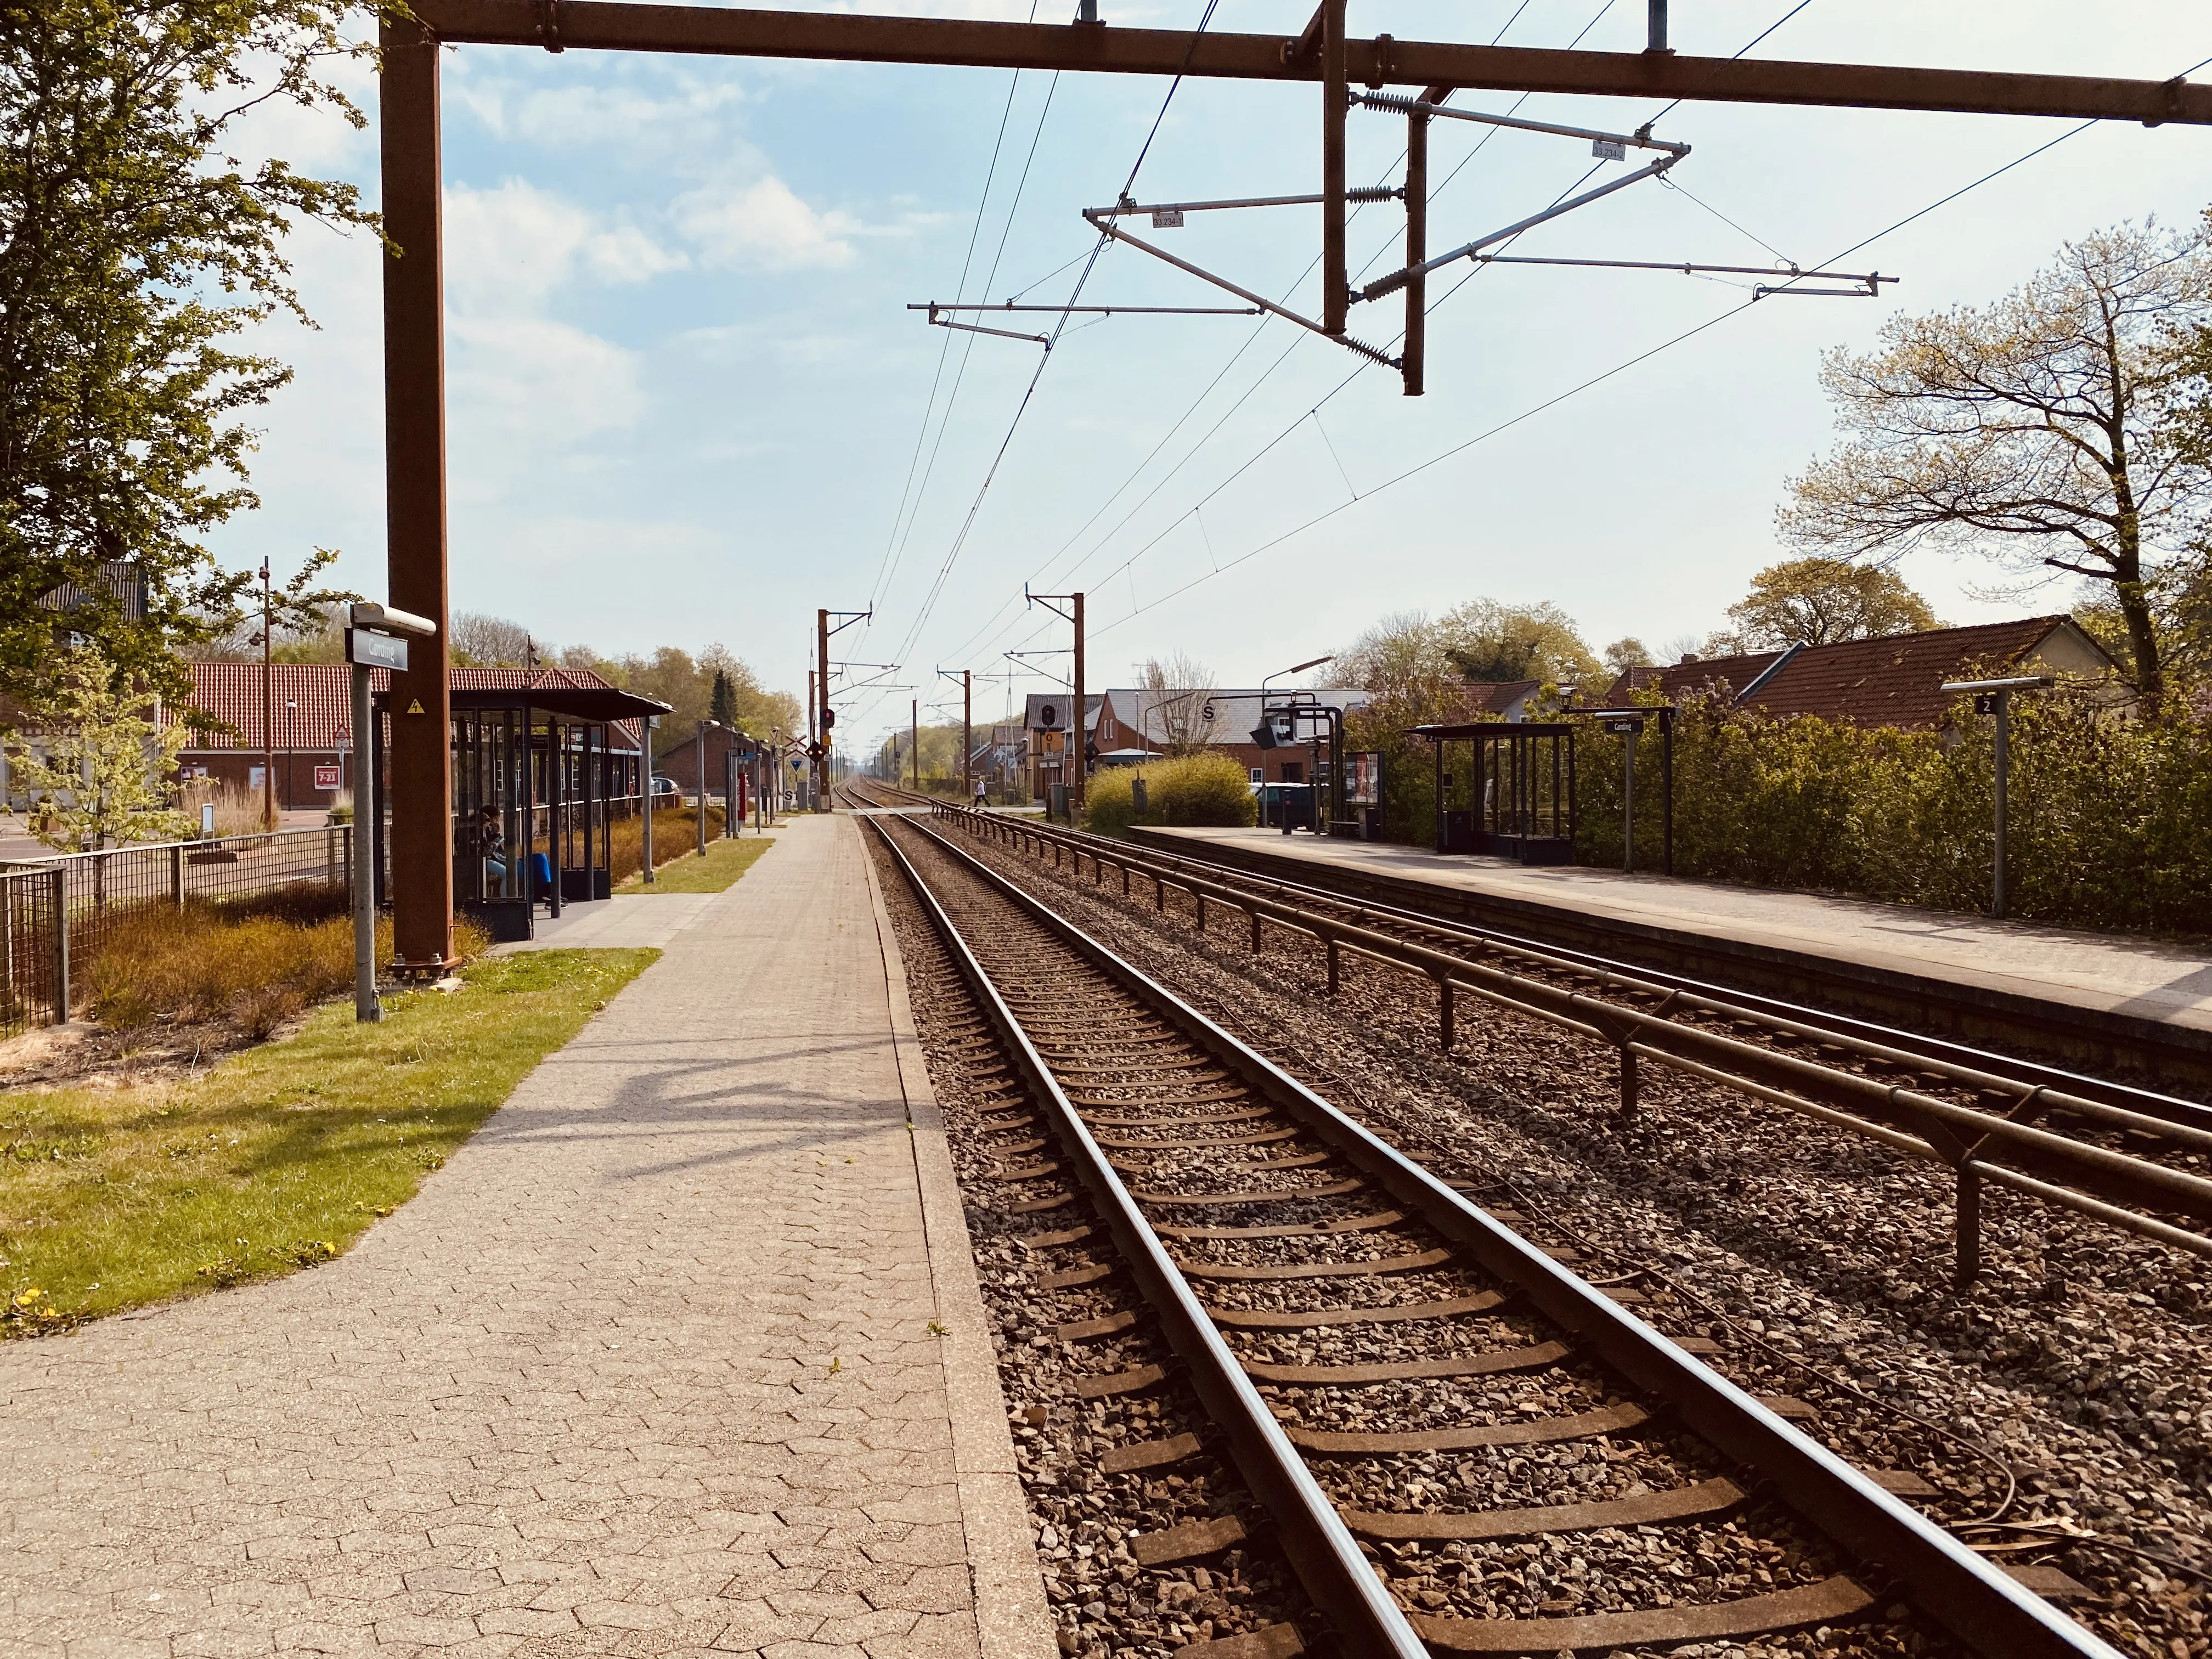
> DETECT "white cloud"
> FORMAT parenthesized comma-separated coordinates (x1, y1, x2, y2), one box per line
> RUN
(674, 177, 860, 271)
(449, 315, 647, 464)
(448, 71, 748, 154)
(443, 179, 685, 313)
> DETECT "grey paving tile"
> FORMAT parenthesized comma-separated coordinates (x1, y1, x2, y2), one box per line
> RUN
(0, 822, 994, 1659)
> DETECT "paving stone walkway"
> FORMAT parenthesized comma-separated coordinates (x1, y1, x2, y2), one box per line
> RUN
(0, 816, 1037, 1659)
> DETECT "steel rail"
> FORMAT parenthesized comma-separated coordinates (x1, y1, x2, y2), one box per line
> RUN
(933, 792, 2212, 1133)
(864, 817, 1429, 1658)
(1118, 821, 2212, 1119)
(878, 806, 2124, 1659)
(906, 795, 2212, 1263)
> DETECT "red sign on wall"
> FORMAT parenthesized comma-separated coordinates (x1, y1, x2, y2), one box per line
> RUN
(313, 764, 342, 791)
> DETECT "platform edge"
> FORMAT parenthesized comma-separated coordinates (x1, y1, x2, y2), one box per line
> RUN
(858, 817, 1059, 1659)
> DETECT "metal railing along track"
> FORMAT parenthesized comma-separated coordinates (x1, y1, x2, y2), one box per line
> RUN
(889, 789, 2212, 1283)
(869, 807, 2123, 1659)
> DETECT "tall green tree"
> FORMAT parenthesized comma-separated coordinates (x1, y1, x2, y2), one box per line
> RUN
(1338, 600, 1599, 700)
(0, 0, 380, 707)
(1725, 556, 1939, 648)
(1781, 221, 2212, 710)
(708, 668, 737, 728)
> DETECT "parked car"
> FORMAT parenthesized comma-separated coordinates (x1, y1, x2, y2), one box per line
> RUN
(649, 775, 681, 798)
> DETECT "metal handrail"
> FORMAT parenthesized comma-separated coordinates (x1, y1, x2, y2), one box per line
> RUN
(910, 790, 2212, 1272)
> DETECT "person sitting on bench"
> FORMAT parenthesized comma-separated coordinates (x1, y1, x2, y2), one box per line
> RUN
(477, 805, 510, 896)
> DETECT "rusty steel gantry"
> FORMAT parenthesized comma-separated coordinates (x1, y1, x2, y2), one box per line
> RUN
(378, 0, 2210, 970)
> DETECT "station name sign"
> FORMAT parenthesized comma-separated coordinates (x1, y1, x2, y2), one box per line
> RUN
(346, 628, 409, 672)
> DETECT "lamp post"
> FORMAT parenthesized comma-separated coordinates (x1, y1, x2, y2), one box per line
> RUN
(695, 720, 729, 856)
(641, 715, 658, 883)
(1257, 655, 1335, 828)
(1941, 675, 2053, 919)
(284, 697, 298, 814)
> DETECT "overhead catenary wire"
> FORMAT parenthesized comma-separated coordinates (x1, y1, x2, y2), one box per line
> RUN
(929, 0, 1610, 681)
(852, 0, 1230, 725)
(1085, 106, 2140, 644)
(866, 24, 1044, 623)
(937, 0, 1634, 675)
(991, 0, 1854, 658)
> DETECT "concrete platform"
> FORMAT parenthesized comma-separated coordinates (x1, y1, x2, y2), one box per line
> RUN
(0, 814, 1053, 1659)
(1136, 826, 2212, 1084)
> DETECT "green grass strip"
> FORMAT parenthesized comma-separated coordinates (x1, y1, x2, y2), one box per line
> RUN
(0, 947, 656, 1333)
(620, 834, 775, 893)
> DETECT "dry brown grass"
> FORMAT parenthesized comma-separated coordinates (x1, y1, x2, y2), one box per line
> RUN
(83, 895, 492, 1037)
(176, 778, 269, 838)
(603, 805, 724, 885)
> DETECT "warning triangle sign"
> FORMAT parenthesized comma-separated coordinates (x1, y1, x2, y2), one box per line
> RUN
(407, 699, 426, 714)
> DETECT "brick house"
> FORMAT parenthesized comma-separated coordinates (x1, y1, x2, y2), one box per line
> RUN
(175, 663, 644, 809)
(656, 724, 771, 799)
(1598, 615, 2126, 729)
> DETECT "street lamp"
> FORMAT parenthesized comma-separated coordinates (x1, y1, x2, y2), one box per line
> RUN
(1940, 675, 2053, 920)
(284, 697, 298, 814)
(1260, 653, 1335, 701)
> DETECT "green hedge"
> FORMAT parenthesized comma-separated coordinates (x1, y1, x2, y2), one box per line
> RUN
(1085, 754, 1259, 836)
(1356, 688, 2212, 935)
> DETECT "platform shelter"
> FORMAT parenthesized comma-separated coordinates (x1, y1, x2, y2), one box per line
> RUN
(373, 680, 671, 943)
(1411, 721, 1576, 865)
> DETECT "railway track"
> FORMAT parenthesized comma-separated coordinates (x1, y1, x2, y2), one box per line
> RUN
(865, 804, 2122, 1659)
(848, 782, 2212, 1288)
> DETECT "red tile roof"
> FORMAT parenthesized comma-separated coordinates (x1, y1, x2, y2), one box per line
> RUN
(178, 663, 642, 752)
(1599, 617, 2112, 730)
(1461, 680, 1541, 716)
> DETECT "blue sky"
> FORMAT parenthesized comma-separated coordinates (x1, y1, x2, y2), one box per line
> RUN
(225, 0, 2209, 747)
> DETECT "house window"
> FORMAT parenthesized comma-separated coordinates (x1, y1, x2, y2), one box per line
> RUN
(1279, 761, 1304, 784)
(1249, 768, 1263, 785)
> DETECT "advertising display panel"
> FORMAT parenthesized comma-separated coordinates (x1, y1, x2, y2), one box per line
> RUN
(1346, 751, 1383, 806)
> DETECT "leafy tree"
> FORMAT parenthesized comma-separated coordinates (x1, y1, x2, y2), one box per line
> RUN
(1440, 599, 1599, 686)
(1602, 637, 1651, 676)
(188, 554, 353, 665)
(1781, 221, 2212, 709)
(4, 649, 191, 849)
(1339, 600, 1599, 699)
(560, 644, 799, 754)
(0, 0, 382, 706)
(1725, 556, 1939, 648)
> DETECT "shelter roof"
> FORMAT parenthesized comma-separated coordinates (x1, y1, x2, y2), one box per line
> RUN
(180, 662, 658, 752)
(1409, 722, 1576, 741)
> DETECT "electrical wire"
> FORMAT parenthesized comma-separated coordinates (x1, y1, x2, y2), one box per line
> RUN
(865, 63, 1030, 618)
(937, 0, 1618, 675)
(855, 0, 1231, 721)
(1085, 103, 2126, 642)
